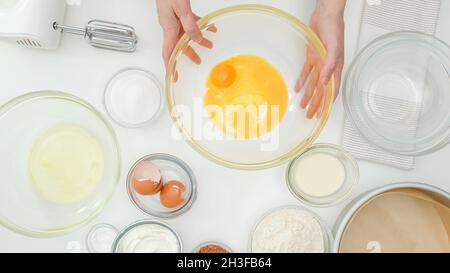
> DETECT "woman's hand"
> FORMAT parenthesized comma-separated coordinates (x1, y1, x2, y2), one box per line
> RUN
(296, 0, 346, 119)
(156, 0, 213, 67)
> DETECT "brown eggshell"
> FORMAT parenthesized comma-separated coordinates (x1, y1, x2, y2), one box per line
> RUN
(131, 161, 162, 195)
(160, 180, 186, 208)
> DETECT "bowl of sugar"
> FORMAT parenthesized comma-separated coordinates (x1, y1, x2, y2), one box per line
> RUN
(104, 67, 164, 128)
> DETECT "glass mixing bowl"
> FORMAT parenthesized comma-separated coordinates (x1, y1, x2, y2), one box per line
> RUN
(166, 5, 334, 169)
(344, 31, 450, 156)
(0, 91, 121, 237)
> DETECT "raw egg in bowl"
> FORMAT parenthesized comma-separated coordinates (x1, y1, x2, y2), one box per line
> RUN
(166, 5, 334, 169)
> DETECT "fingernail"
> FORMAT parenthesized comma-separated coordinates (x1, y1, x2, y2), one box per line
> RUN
(300, 100, 307, 109)
(207, 25, 218, 33)
(204, 40, 213, 49)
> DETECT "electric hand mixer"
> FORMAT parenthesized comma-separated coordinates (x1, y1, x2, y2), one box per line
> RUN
(0, 0, 138, 52)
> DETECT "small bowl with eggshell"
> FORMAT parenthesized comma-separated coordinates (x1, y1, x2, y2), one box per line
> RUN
(126, 153, 197, 219)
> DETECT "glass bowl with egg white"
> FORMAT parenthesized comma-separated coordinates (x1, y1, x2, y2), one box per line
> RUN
(0, 91, 120, 237)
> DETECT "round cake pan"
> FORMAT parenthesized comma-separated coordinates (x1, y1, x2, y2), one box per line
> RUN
(332, 182, 450, 253)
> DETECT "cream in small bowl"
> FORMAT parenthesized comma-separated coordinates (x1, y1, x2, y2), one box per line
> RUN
(286, 144, 359, 207)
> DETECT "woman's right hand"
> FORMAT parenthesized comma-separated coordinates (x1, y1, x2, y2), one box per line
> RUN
(156, 0, 214, 67)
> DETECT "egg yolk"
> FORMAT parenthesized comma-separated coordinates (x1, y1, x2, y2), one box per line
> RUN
(211, 63, 236, 88)
(204, 54, 288, 139)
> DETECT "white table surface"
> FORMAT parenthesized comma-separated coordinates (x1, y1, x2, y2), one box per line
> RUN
(0, 0, 449, 253)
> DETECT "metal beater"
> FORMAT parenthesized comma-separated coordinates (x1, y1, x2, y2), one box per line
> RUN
(54, 20, 138, 52)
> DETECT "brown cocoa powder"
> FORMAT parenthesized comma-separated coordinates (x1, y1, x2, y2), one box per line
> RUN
(197, 244, 229, 253)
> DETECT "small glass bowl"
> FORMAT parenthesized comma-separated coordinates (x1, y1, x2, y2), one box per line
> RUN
(127, 153, 197, 219)
(104, 67, 164, 128)
(112, 219, 183, 253)
(249, 205, 333, 253)
(193, 241, 233, 253)
(286, 144, 359, 207)
(86, 223, 118, 253)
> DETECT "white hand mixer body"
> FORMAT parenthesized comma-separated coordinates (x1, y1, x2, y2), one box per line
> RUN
(0, 0, 138, 52)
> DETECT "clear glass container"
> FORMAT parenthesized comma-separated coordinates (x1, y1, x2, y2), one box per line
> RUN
(343, 31, 450, 155)
(286, 143, 359, 207)
(0, 91, 121, 237)
(249, 205, 333, 253)
(127, 153, 197, 219)
(166, 5, 335, 169)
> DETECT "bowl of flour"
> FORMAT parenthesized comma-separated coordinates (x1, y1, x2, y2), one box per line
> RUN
(249, 206, 333, 253)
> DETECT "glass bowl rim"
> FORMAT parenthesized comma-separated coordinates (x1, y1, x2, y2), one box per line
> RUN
(0, 90, 122, 237)
(165, 4, 335, 170)
(285, 143, 360, 208)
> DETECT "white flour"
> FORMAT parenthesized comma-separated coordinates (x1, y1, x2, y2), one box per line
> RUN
(252, 208, 325, 253)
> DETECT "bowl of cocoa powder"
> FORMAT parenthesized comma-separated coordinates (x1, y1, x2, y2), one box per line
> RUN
(194, 242, 233, 253)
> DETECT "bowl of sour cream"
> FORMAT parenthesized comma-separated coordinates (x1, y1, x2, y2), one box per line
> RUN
(112, 220, 183, 253)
